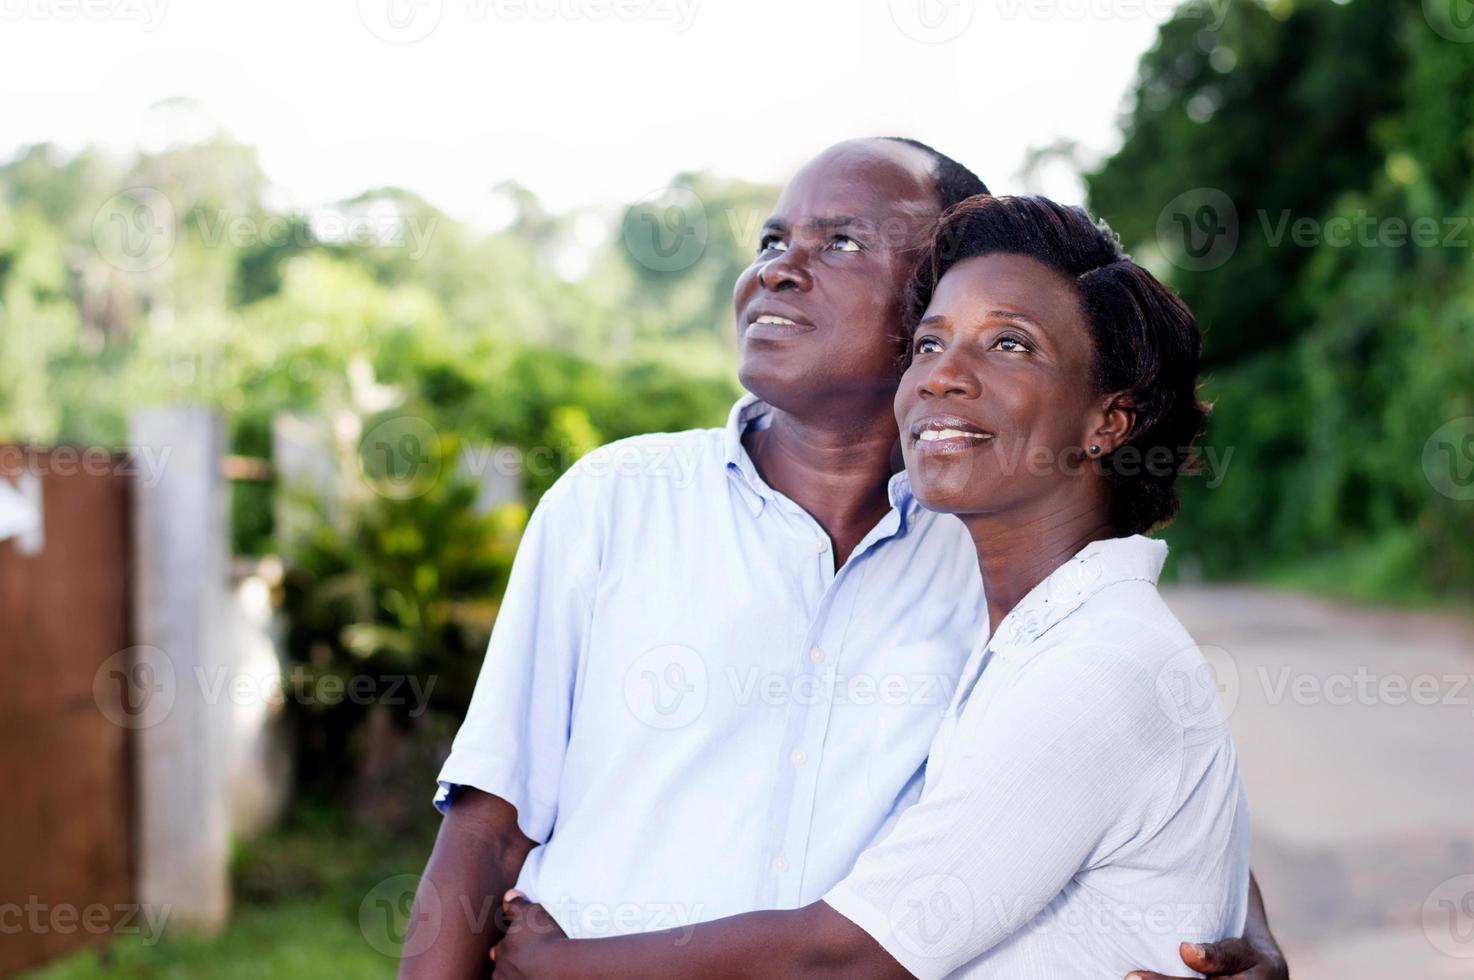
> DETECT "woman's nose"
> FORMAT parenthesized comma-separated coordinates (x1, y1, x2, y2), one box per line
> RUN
(916, 352, 980, 400)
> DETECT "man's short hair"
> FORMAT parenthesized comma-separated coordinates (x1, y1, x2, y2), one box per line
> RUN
(881, 137, 990, 210)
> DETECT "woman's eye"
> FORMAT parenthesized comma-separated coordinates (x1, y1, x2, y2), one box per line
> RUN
(828, 235, 862, 252)
(992, 336, 1031, 353)
(758, 234, 787, 253)
(914, 337, 942, 355)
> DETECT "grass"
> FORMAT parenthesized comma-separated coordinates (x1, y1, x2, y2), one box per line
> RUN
(22, 812, 440, 980)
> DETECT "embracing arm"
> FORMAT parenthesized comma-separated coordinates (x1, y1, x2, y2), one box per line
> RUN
(495, 895, 909, 980)
(1127, 872, 1289, 980)
(398, 789, 536, 980)
(496, 874, 1288, 980)
(1242, 874, 1289, 976)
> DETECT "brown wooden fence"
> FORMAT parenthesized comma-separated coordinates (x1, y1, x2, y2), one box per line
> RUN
(0, 448, 136, 976)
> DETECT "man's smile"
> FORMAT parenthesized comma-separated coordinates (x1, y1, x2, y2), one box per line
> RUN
(742, 305, 816, 340)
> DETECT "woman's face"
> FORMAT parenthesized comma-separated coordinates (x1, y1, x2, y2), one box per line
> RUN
(894, 252, 1113, 517)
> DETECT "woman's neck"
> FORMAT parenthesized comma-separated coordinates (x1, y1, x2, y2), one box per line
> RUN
(960, 492, 1118, 638)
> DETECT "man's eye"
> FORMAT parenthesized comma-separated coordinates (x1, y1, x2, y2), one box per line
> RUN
(758, 234, 787, 253)
(914, 337, 942, 355)
(992, 336, 1030, 353)
(829, 235, 862, 252)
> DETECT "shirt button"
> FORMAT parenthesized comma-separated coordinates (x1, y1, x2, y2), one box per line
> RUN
(809, 646, 824, 664)
(814, 537, 828, 554)
(771, 857, 789, 873)
(790, 749, 807, 768)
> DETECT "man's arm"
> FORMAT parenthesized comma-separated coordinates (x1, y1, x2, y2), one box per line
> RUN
(399, 789, 537, 980)
(1128, 871, 1289, 980)
(402, 465, 597, 976)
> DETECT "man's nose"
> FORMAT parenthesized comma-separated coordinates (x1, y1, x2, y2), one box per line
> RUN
(756, 249, 813, 292)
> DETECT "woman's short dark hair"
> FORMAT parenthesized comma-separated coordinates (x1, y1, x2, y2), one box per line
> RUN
(906, 194, 1208, 536)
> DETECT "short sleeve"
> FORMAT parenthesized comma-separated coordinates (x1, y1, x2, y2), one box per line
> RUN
(822, 646, 1181, 979)
(433, 467, 598, 843)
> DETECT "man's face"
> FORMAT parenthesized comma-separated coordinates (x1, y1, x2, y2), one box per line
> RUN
(733, 140, 941, 418)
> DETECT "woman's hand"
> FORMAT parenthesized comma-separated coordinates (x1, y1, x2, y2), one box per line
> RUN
(491, 890, 570, 980)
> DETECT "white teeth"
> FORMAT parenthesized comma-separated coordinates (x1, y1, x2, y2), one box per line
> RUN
(918, 428, 989, 442)
(753, 314, 796, 325)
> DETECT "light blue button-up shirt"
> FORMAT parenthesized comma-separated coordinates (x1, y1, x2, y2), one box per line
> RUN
(436, 395, 984, 937)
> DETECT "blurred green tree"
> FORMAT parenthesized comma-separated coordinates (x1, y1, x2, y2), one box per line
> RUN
(1087, 0, 1474, 599)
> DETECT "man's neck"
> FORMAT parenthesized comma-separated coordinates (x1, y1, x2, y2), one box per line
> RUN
(742, 399, 900, 568)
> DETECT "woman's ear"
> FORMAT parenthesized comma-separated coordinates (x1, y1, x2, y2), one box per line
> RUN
(1089, 391, 1136, 456)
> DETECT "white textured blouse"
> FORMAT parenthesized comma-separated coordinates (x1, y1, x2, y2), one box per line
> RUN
(824, 535, 1250, 979)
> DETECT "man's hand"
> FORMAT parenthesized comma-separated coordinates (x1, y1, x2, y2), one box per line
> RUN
(491, 890, 571, 980)
(1128, 871, 1287, 980)
(1126, 938, 1289, 980)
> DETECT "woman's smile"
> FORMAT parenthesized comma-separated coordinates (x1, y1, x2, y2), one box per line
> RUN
(907, 414, 996, 455)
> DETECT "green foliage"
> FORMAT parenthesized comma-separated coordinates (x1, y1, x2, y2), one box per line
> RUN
(1088, 0, 1474, 600)
(0, 122, 743, 807)
(280, 450, 520, 715)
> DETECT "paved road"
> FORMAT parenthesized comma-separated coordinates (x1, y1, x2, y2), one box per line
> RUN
(1163, 586, 1474, 979)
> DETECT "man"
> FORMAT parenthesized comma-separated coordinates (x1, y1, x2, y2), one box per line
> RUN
(399, 138, 1287, 980)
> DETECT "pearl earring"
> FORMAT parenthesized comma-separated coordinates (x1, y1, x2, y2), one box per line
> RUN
(1088, 444, 1101, 455)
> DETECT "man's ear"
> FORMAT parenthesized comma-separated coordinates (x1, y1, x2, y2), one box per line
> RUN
(1089, 391, 1136, 456)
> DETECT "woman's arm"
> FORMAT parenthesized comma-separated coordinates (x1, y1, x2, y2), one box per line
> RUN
(493, 893, 910, 980)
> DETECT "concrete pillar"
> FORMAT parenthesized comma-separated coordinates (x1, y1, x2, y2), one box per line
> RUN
(129, 405, 231, 932)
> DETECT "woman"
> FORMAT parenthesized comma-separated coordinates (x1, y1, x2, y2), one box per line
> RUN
(492, 195, 1250, 978)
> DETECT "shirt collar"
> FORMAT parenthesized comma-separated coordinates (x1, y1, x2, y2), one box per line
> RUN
(723, 394, 776, 516)
(989, 535, 1169, 655)
(722, 395, 920, 529)
(886, 470, 921, 532)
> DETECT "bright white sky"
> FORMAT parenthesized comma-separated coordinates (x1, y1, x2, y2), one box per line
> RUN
(0, 0, 1183, 220)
